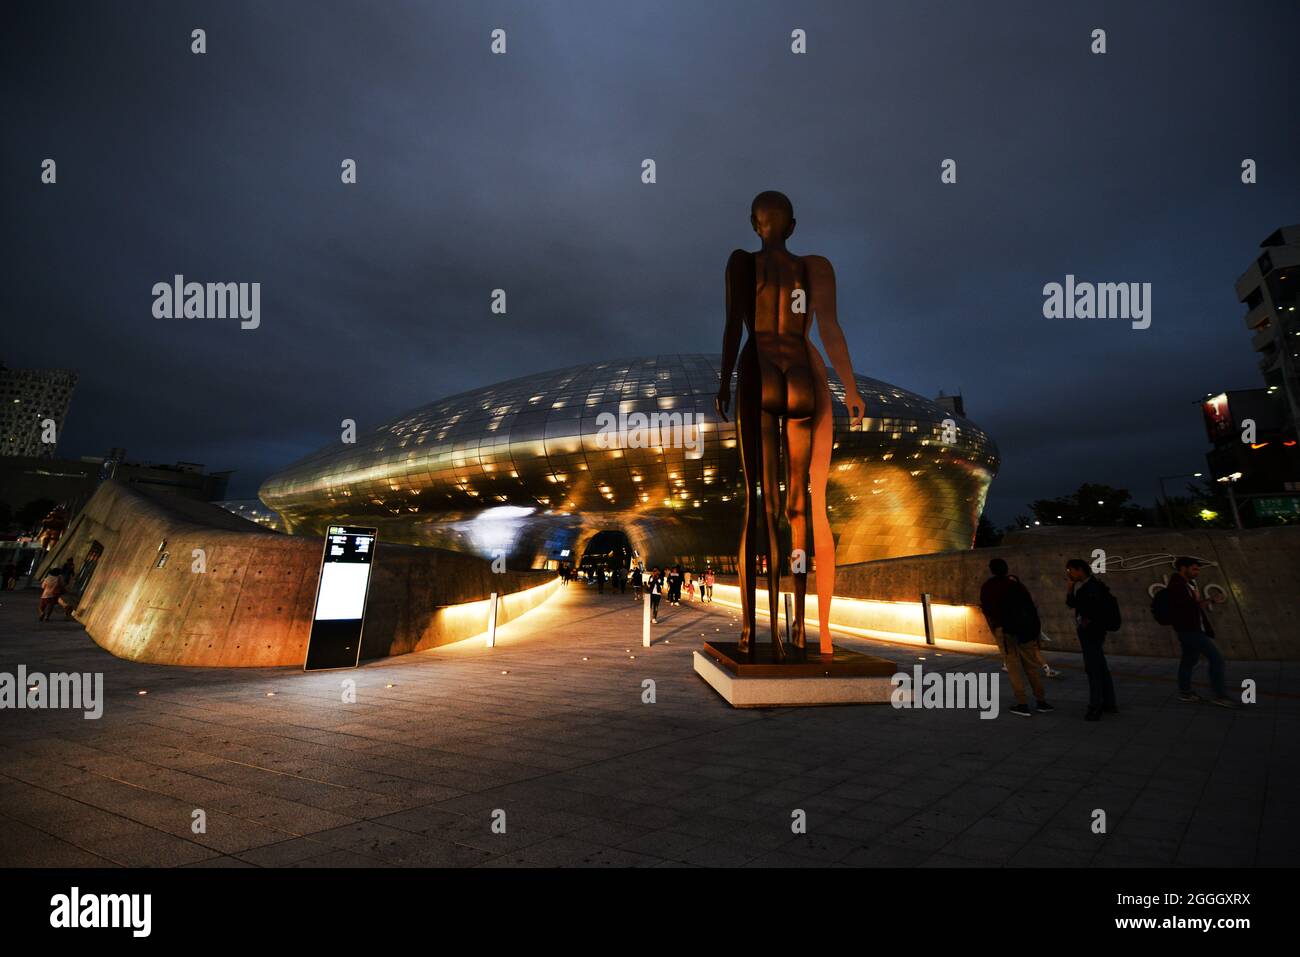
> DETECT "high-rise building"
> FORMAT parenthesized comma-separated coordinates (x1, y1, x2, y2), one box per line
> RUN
(0, 363, 77, 457)
(1236, 225, 1300, 435)
(1200, 226, 1300, 523)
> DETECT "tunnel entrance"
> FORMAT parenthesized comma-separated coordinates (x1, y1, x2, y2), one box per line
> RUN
(579, 529, 634, 575)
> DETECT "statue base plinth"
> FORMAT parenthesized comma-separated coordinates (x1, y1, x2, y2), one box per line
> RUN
(694, 641, 897, 708)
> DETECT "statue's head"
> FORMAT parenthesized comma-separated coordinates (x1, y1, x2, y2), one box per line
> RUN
(750, 190, 795, 242)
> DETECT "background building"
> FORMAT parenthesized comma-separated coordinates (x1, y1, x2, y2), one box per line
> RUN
(1198, 225, 1300, 524)
(1237, 224, 1300, 434)
(260, 355, 999, 570)
(0, 363, 77, 457)
(0, 450, 232, 531)
(214, 499, 286, 532)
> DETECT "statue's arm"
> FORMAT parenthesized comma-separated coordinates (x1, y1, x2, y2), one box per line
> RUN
(807, 255, 865, 426)
(717, 249, 749, 421)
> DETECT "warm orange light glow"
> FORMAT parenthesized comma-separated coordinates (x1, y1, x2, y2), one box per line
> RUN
(710, 584, 990, 650)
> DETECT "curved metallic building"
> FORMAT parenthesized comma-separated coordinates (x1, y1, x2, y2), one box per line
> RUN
(259, 355, 999, 570)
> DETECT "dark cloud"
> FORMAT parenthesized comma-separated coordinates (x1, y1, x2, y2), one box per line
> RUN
(3, 0, 1297, 523)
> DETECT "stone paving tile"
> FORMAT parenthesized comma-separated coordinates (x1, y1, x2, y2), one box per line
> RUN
(236, 837, 337, 866)
(1, 586, 1295, 867)
(566, 847, 665, 867)
(183, 855, 258, 868)
(0, 815, 118, 867)
(286, 848, 390, 868)
(517, 835, 610, 866)
(920, 853, 990, 867)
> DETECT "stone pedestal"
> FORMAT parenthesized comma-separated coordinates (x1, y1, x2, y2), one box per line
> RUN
(693, 641, 897, 708)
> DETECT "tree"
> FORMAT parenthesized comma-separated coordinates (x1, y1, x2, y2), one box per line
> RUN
(974, 513, 1003, 547)
(1027, 484, 1145, 527)
(1163, 479, 1237, 529)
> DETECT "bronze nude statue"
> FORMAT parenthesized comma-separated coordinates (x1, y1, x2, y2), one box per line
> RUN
(715, 191, 866, 662)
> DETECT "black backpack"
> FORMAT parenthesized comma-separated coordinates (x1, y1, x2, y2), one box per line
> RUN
(1004, 580, 1042, 643)
(1151, 587, 1173, 626)
(1096, 581, 1122, 632)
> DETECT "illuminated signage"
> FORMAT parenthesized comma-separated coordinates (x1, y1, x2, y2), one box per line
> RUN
(1201, 393, 1232, 442)
(304, 526, 377, 671)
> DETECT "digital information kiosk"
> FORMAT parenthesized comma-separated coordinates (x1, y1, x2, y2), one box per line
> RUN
(304, 525, 377, 671)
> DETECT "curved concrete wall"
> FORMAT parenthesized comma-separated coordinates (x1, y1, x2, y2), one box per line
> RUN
(830, 527, 1300, 659)
(41, 481, 558, 667)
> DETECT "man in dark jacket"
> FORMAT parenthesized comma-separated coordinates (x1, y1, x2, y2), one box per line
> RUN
(980, 558, 1052, 717)
(1065, 559, 1117, 721)
(1166, 557, 1232, 707)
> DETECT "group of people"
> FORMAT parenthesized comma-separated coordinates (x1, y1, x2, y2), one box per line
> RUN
(637, 565, 714, 623)
(980, 555, 1233, 720)
(559, 560, 716, 625)
(37, 559, 77, 622)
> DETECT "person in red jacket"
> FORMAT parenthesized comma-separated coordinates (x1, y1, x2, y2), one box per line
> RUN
(1166, 557, 1232, 707)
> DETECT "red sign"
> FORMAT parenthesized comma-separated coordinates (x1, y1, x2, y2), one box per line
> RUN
(1202, 393, 1232, 442)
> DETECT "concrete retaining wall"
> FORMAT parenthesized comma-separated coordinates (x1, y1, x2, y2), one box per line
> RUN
(830, 527, 1300, 659)
(40, 481, 557, 667)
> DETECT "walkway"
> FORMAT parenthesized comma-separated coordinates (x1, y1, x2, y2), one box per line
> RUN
(0, 585, 1296, 867)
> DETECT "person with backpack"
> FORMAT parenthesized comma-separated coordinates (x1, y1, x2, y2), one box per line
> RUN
(1065, 558, 1119, 721)
(979, 558, 1053, 717)
(1156, 557, 1232, 708)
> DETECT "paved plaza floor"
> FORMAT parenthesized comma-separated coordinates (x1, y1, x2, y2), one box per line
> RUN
(1, 584, 1296, 868)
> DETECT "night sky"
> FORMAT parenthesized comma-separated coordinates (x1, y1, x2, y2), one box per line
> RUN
(4, 1, 1298, 524)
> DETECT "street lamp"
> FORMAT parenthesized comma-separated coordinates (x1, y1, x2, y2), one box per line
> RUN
(1216, 472, 1244, 529)
(1158, 471, 1204, 529)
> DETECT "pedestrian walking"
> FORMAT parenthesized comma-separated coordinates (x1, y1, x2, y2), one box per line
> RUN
(648, 567, 663, 623)
(38, 569, 64, 622)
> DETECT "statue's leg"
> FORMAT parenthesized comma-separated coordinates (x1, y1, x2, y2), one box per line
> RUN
(736, 356, 761, 657)
(786, 416, 813, 659)
(760, 410, 785, 661)
(808, 351, 836, 656)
